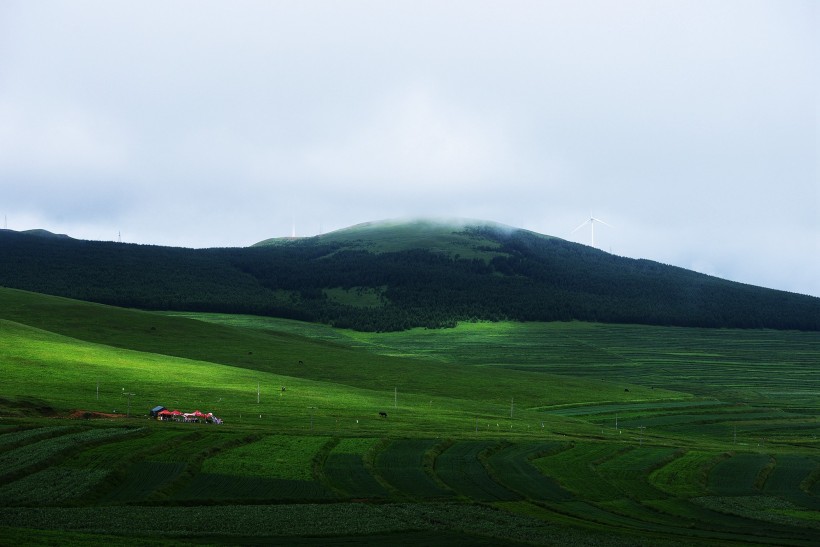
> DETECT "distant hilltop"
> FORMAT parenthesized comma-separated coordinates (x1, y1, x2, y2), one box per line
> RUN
(0, 218, 817, 331)
(1, 228, 73, 240)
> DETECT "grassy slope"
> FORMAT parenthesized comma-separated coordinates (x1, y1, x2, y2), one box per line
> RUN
(170, 312, 820, 409)
(0, 318, 385, 423)
(0, 288, 675, 417)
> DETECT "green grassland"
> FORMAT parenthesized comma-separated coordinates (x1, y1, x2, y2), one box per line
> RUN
(1, 287, 819, 545)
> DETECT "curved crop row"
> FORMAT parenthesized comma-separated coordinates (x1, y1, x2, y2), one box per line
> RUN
(0, 467, 110, 506)
(373, 439, 452, 498)
(323, 438, 387, 498)
(487, 442, 571, 501)
(0, 426, 77, 449)
(434, 440, 518, 501)
(0, 427, 139, 479)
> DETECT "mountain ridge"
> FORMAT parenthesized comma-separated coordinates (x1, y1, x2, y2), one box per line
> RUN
(0, 219, 817, 331)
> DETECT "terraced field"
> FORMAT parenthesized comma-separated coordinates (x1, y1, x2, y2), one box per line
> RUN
(1, 291, 819, 544)
(0, 419, 818, 544)
(2, 423, 818, 545)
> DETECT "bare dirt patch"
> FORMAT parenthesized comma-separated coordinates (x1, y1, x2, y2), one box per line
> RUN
(68, 410, 125, 420)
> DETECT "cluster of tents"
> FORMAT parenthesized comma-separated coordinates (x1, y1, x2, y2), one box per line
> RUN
(150, 405, 222, 424)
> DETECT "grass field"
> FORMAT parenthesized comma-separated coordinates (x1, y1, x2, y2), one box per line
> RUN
(1, 287, 819, 545)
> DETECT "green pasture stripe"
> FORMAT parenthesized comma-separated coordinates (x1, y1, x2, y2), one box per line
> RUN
(581, 495, 816, 545)
(324, 453, 388, 499)
(693, 495, 820, 545)
(0, 502, 642, 546)
(708, 453, 772, 495)
(533, 442, 623, 501)
(0, 427, 139, 479)
(435, 441, 519, 501)
(594, 498, 690, 530)
(323, 437, 387, 499)
(61, 429, 188, 470)
(487, 442, 571, 501)
(0, 526, 189, 547)
(0, 467, 110, 506)
(547, 499, 697, 538)
(200, 435, 328, 480)
(330, 437, 381, 454)
(147, 431, 250, 463)
(764, 455, 820, 511)
(544, 400, 726, 416)
(0, 426, 78, 449)
(647, 497, 819, 543)
(595, 446, 678, 500)
(648, 450, 717, 497)
(173, 474, 335, 501)
(103, 461, 186, 503)
(3, 504, 408, 537)
(374, 439, 453, 498)
(616, 411, 792, 429)
(764, 455, 818, 494)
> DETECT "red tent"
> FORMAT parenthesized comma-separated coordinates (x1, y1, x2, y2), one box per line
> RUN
(194, 410, 206, 417)
(156, 409, 174, 421)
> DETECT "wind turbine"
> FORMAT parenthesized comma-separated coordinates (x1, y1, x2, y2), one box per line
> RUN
(572, 216, 611, 248)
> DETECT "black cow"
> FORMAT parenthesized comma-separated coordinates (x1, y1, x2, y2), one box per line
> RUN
(379, 411, 388, 418)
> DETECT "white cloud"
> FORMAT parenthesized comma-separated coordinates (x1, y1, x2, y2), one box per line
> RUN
(295, 86, 514, 192)
(0, 100, 131, 175)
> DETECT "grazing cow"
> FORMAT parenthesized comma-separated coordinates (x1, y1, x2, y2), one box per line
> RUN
(379, 411, 388, 418)
(298, 360, 304, 366)
(281, 386, 286, 392)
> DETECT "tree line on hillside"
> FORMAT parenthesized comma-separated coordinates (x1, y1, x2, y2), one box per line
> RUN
(0, 229, 817, 331)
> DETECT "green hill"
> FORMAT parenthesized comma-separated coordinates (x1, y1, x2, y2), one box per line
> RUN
(0, 219, 817, 331)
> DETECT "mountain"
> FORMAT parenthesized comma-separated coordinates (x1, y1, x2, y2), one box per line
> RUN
(0, 219, 817, 331)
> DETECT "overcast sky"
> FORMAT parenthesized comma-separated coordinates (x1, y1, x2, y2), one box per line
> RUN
(1, 1, 817, 296)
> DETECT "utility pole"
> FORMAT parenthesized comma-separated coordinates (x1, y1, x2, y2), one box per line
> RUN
(257, 383, 260, 404)
(122, 390, 135, 418)
(638, 425, 646, 446)
(308, 407, 316, 431)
